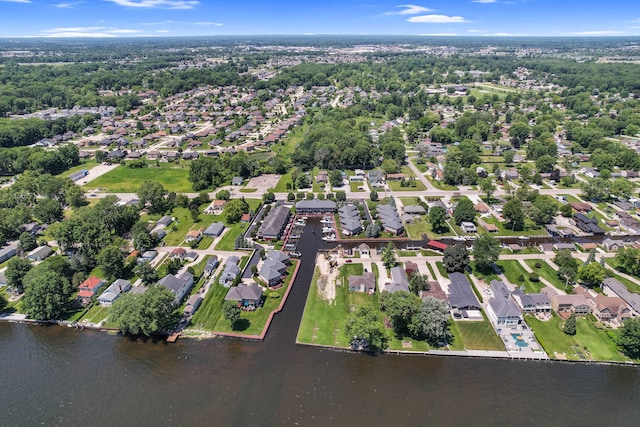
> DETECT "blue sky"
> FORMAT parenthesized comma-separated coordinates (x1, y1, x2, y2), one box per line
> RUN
(0, 0, 639, 37)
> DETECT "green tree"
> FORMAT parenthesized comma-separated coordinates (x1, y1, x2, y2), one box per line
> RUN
(134, 262, 159, 285)
(23, 270, 73, 321)
(503, 197, 525, 231)
(223, 199, 250, 223)
(443, 244, 469, 273)
(137, 180, 168, 214)
(509, 122, 530, 143)
(33, 198, 64, 223)
(335, 191, 346, 202)
(19, 232, 37, 252)
(408, 273, 430, 295)
(529, 197, 558, 225)
(535, 155, 556, 173)
(345, 304, 388, 351)
(453, 198, 475, 225)
(472, 234, 501, 271)
(479, 177, 496, 201)
(287, 192, 295, 202)
(408, 297, 452, 345)
(382, 242, 397, 269)
(223, 299, 241, 329)
(329, 170, 343, 187)
(578, 262, 606, 288)
(381, 158, 399, 174)
(111, 285, 179, 336)
(554, 249, 580, 286)
(64, 184, 87, 209)
(503, 150, 515, 165)
(559, 204, 573, 217)
(370, 190, 379, 202)
(379, 291, 421, 336)
(296, 173, 310, 189)
(617, 318, 640, 359)
(563, 313, 577, 335)
(429, 206, 447, 233)
(615, 247, 640, 277)
(263, 192, 276, 203)
(216, 189, 230, 200)
(97, 246, 125, 280)
(5, 257, 32, 292)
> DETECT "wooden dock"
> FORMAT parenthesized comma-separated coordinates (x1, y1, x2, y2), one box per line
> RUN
(166, 332, 180, 343)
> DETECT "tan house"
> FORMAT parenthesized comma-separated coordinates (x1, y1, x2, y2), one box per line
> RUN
(550, 294, 591, 317)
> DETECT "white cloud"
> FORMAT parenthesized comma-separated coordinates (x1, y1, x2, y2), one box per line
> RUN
(41, 26, 144, 37)
(195, 22, 223, 26)
(139, 20, 222, 26)
(394, 4, 432, 15)
(485, 32, 526, 36)
(0, 0, 32, 3)
(472, 0, 496, 3)
(467, 29, 482, 32)
(417, 33, 459, 36)
(105, 0, 199, 9)
(156, 29, 170, 33)
(55, 2, 82, 8)
(408, 14, 468, 23)
(573, 30, 622, 35)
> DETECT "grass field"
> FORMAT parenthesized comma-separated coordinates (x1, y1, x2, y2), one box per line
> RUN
(526, 314, 627, 362)
(427, 177, 459, 191)
(273, 173, 293, 192)
(215, 222, 249, 251)
(480, 216, 545, 237)
(497, 260, 545, 293)
(272, 124, 306, 157)
(605, 258, 640, 293)
(59, 159, 98, 178)
(524, 259, 567, 291)
(84, 163, 193, 193)
(349, 181, 365, 192)
(78, 304, 112, 324)
(188, 283, 230, 330)
(297, 265, 379, 348)
(453, 318, 505, 351)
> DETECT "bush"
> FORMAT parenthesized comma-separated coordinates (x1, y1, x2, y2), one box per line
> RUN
(269, 292, 280, 298)
(529, 273, 540, 282)
(534, 262, 541, 269)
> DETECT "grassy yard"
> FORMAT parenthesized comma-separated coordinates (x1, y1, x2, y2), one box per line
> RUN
(435, 261, 449, 279)
(84, 163, 193, 193)
(605, 258, 640, 293)
(497, 260, 545, 293)
(188, 283, 229, 330)
(297, 266, 379, 348)
(524, 259, 568, 291)
(212, 264, 296, 336)
(78, 304, 111, 324)
(526, 314, 627, 362)
(349, 182, 365, 192)
(480, 216, 545, 237)
(427, 177, 459, 191)
(272, 173, 293, 192)
(59, 158, 98, 178)
(453, 318, 505, 351)
(215, 222, 249, 251)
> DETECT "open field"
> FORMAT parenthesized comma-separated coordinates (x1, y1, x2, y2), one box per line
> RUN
(523, 259, 567, 291)
(453, 318, 504, 351)
(497, 260, 545, 293)
(526, 314, 627, 362)
(84, 163, 192, 193)
(188, 283, 229, 330)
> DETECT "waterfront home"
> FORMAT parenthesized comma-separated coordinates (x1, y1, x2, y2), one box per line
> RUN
(157, 271, 194, 304)
(295, 200, 337, 215)
(511, 288, 551, 313)
(448, 272, 481, 312)
(602, 278, 640, 316)
(204, 256, 219, 276)
(460, 222, 477, 233)
(98, 279, 132, 306)
(550, 294, 591, 317)
(78, 277, 107, 305)
(184, 294, 203, 316)
(348, 272, 376, 293)
(220, 256, 241, 287)
(225, 283, 264, 310)
(486, 280, 522, 326)
(156, 216, 173, 228)
(257, 205, 291, 240)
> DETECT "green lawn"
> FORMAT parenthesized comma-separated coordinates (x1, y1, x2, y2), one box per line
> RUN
(524, 260, 568, 291)
(298, 266, 379, 348)
(349, 182, 365, 192)
(273, 173, 293, 192)
(480, 216, 545, 237)
(453, 317, 505, 351)
(212, 264, 296, 336)
(447, 320, 466, 351)
(239, 188, 257, 193)
(59, 158, 98, 178)
(272, 124, 306, 157)
(215, 222, 249, 251)
(427, 177, 459, 191)
(605, 259, 640, 293)
(188, 283, 229, 330)
(435, 261, 449, 279)
(497, 260, 545, 293)
(526, 314, 627, 362)
(84, 163, 193, 193)
(78, 304, 111, 324)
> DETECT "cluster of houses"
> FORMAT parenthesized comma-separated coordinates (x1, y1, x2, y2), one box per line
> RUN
(375, 204, 404, 236)
(338, 205, 362, 236)
(257, 251, 290, 287)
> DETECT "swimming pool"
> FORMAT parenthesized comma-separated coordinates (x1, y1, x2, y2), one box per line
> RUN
(511, 333, 529, 347)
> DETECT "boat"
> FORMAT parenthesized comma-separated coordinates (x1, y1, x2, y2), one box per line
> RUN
(322, 236, 337, 242)
(320, 217, 333, 224)
(452, 236, 466, 242)
(322, 227, 334, 233)
(289, 251, 302, 258)
(289, 234, 301, 239)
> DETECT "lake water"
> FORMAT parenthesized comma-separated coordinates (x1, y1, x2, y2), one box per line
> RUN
(1, 219, 640, 426)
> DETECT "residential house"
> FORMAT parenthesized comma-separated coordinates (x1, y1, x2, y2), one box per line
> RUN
(77, 277, 107, 305)
(156, 216, 173, 228)
(184, 294, 203, 316)
(550, 294, 591, 316)
(316, 171, 328, 184)
(376, 204, 404, 236)
(185, 228, 203, 244)
(357, 243, 370, 255)
(574, 213, 605, 234)
(404, 205, 426, 215)
(170, 247, 186, 259)
(460, 222, 477, 233)
(224, 283, 264, 310)
(98, 279, 132, 306)
(603, 278, 640, 316)
(419, 281, 449, 305)
(448, 272, 481, 312)
(511, 288, 551, 313)
(385, 266, 410, 293)
(140, 251, 157, 262)
(231, 176, 244, 186)
(157, 271, 194, 303)
(368, 171, 385, 187)
(204, 256, 219, 276)
(486, 280, 523, 326)
(295, 200, 337, 215)
(204, 222, 225, 238)
(338, 204, 362, 236)
(348, 272, 376, 293)
(27, 246, 53, 262)
(257, 205, 291, 240)
(220, 256, 241, 287)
